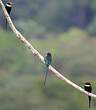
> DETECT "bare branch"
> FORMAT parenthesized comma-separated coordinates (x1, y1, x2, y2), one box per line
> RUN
(0, 0, 96, 98)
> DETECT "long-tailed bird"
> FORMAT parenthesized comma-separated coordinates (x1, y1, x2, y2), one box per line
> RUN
(5, 0, 13, 30)
(44, 52, 52, 86)
(84, 82, 92, 108)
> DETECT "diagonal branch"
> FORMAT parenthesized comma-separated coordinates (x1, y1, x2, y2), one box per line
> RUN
(0, 0, 96, 98)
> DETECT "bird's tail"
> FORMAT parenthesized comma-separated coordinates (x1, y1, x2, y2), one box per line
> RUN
(44, 65, 48, 86)
(5, 19, 7, 31)
(88, 96, 91, 108)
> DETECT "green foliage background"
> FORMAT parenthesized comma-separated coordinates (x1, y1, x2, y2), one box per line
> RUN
(0, 0, 96, 110)
(0, 29, 96, 110)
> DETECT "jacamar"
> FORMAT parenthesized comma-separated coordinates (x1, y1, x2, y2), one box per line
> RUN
(44, 52, 52, 86)
(5, 0, 13, 30)
(84, 82, 92, 108)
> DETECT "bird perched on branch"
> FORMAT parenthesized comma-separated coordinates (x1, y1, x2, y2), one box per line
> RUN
(5, 0, 13, 30)
(84, 82, 92, 108)
(44, 52, 52, 86)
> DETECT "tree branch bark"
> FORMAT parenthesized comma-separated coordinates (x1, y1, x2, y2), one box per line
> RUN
(0, 0, 96, 98)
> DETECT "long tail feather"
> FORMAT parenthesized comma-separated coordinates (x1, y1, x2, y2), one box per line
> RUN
(5, 19, 7, 31)
(88, 96, 91, 108)
(44, 65, 48, 86)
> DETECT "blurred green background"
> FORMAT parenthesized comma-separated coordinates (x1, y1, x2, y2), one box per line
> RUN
(0, 0, 96, 110)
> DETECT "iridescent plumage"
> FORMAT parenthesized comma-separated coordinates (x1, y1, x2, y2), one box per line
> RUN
(44, 52, 52, 86)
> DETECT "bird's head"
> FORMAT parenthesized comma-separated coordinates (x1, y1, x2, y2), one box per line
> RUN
(85, 82, 91, 86)
(47, 52, 52, 57)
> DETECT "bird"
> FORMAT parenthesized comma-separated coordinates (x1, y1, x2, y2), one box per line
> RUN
(44, 52, 52, 86)
(5, 0, 13, 30)
(84, 82, 92, 108)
